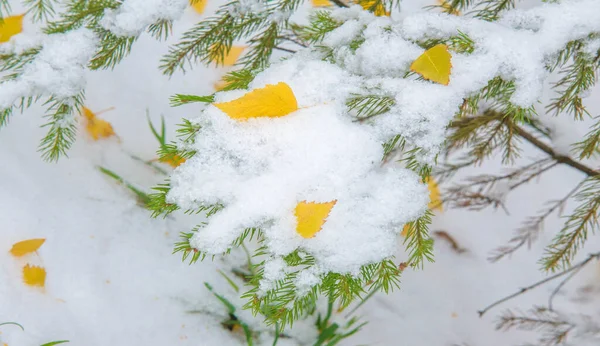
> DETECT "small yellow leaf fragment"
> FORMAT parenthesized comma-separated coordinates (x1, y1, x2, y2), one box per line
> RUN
(359, 0, 390, 16)
(401, 177, 442, 237)
(312, 0, 332, 7)
(0, 14, 24, 43)
(222, 46, 245, 66)
(295, 200, 337, 239)
(190, 0, 208, 14)
(427, 177, 443, 211)
(82, 106, 116, 140)
(9, 238, 45, 257)
(410, 44, 452, 85)
(159, 154, 186, 168)
(214, 82, 298, 120)
(23, 264, 46, 287)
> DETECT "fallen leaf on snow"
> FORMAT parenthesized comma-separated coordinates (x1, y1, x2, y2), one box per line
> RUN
(23, 264, 46, 287)
(214, 82, 298, 120)
(410, 44, 452, 85)
(9, 238, 45, 257)
(81, 106, 116, 140)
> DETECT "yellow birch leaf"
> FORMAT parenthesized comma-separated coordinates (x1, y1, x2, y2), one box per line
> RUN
(410, 44, 452, 85)
(222, 46, 245, 66)
(82, 106, 116, 140)
(359, 0, 390, 16)
(9, 238, 46, 257)
(0, 14, 24, 43)
(214, 82, 298, 120)
(312, 0, 332, 7)
(295, 200, 337, 239)
(23, 264, 46, 287)
(190, 0, 208, 14)
(401, 177, 442, 237)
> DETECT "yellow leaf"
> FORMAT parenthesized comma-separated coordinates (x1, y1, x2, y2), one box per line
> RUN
(312, 0, 332, 7)
(9, 238, 45, 257)
(401, 177, 442, 237)
(222, 46, 245, 66)
(359, 0, 390, 16)
(159, 154, 186, 168)
(214, 82, 298, 120)
(295, 200, 337, 238)
(82, 106, 116, 140)
(0, 14, 24, 43)
(23, 264, 46, 287)
(410, 44, 452, 85)
(427, 177, 443, 211)
(190, 0, 207, 14)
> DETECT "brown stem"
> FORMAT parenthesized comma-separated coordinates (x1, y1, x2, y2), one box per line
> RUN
(450, 115, 599, 177)
(510, 124, 599, 177)
(478, 252, 600, 317)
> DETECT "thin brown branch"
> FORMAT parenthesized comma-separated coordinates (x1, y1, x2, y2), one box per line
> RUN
(478, 251, 600, 317)
(450, 114, 599, 177)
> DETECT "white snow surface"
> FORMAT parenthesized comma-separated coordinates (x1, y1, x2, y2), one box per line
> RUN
(1, 0, 600, 346)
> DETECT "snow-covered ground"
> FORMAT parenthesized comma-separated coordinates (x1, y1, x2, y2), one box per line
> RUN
(1, 0, 600, 345)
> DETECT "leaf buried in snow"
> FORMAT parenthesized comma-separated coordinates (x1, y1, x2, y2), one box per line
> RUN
(214, 82, 298, 120)
(295, 200, 337, 238)
(0, 14, 24, 43)
(410, 44, 452, 85)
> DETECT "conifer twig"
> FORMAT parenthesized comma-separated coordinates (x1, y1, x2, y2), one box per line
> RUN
(478, 251, 600, 317)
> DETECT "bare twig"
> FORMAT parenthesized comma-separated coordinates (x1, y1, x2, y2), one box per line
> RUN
(478, 252, 600, 317)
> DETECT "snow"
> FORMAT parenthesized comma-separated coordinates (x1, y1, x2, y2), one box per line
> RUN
(1, 0, 600, 345)
(0, 28, 97, 108)
(101, 0, 189, 37)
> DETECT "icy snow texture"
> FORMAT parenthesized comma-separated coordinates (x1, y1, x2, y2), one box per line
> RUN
(169, 60, 430, 275)
(101, 0, 189, 37)
(0, 28, 97, 109)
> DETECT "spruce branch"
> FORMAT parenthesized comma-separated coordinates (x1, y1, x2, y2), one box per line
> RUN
(541, 177, 600, 272)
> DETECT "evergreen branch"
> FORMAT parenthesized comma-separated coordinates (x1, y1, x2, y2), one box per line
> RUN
(496, 307, 574, 345)
(291, 11, 342, 44)
(38, 96, 82, 162)
(220, 68, 258, 91)
(574, 115, 600, 159)
(450, 113, 600, 177)
(403, 210, 434, 269)
(489, 179, 587, 262)
(541, 177, 600, 272)
(479, 252, 600, 316)
(147, 182, 180, 218)
(147, 19, 173, 41)
(241, 23, 280, 70)
(547, 51, 599, 120)
(44, 0, 119, 34)
(474, 0, 515, 21)
(24, 0, 57, 22)
(169, 94, 215, 107)
(347, 94, 395, 121)
(89, 30, 138, 70)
